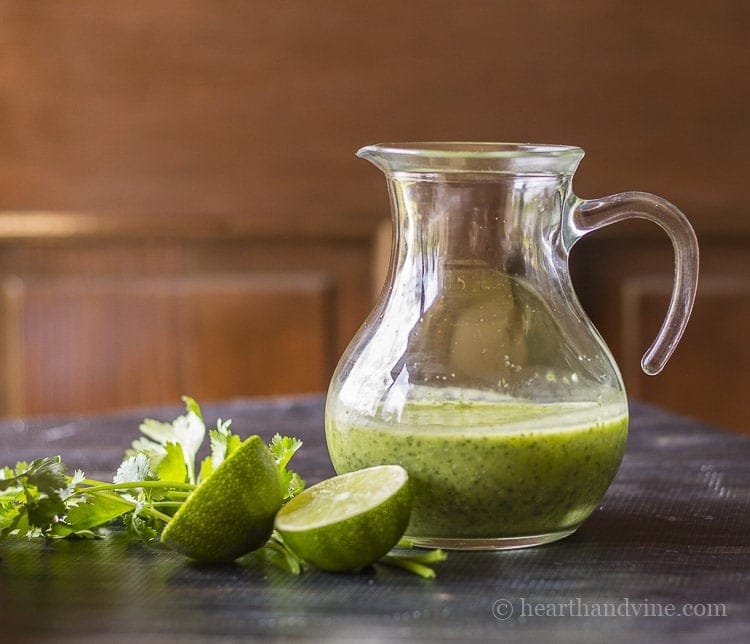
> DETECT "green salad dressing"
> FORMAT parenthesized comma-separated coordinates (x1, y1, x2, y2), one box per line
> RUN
(326, 401, 628, 539)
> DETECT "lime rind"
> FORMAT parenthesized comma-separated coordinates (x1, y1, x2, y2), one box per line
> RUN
(161, 435, 282, 562)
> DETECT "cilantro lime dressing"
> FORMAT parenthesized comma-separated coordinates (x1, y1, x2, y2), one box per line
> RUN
(325, 400, 628, 539)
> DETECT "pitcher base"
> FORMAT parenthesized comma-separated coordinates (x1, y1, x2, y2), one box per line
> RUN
(406, 527, 578, 551)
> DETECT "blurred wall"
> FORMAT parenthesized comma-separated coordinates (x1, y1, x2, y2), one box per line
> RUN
(0, 1, 748, 426)
(1, 1, 746, 226)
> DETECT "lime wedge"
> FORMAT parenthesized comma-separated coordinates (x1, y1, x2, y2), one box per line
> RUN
(161, 435, 282, 562)
(274, 464, 411, 571)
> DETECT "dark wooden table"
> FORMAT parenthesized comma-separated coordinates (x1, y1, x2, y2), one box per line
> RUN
(1, 396, 748, 642)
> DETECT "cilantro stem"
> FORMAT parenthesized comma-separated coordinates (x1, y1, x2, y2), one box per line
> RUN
(387, 548, 447, 565)
(70, 481, 196, 497)
(141, 507, 173, 524)
(66, 481, 194, 527)
(261, 536, 303, 575)
(378, 555, 437, 579)
(80, 477, 111, 487)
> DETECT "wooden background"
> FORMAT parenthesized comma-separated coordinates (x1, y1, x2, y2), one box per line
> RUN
(0, 1, 747, 431)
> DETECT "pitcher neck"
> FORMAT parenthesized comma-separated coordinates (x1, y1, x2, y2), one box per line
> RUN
(386, 173, 573, 275)
(360, 142, 582, 273)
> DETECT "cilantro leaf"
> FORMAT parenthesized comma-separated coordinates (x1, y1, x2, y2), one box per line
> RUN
(127, 511, 159, 542)
(268, 434, 305, 501)
(181, 395, 204, 422)
(156, 443, 188, 483)
(127, 437, 167, 470)
(1, 457, 87, 538)
(211, 419, 243, 464)
(251, 531, 304, 575)
(50, 490, 134, 538)
(196, 418, 244, 483)
(114, 453, 154, 486)
(28, 457, 68, 495)
(196, 455, 213, 483)
(135, 398, 206, 484)
(0, 457, 68, 496)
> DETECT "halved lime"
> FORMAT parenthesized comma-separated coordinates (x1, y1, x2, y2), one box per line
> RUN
(274, 464, 411, 571)
(161, 435, 282, 562)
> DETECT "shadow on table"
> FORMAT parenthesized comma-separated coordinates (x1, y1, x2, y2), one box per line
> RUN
(573, 503, 750, 551)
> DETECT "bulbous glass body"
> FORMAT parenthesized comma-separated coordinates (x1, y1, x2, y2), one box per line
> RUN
(325, 143, 698, 549)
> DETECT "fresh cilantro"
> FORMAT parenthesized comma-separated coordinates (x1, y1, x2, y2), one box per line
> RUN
(156, 443, 188, 484)
(0, 457, 71, 538)
(378, 546, 448, 579)
(114, 453, 154, 487)
(251, 531, 304, 575)
(49, 490, 134, 539)
(0, 396, 444, 579)
(198, 418, 243, 482)
(135, 399, 206, 484)
(181, 395, 204, 422)
(268, 434, 305, 501)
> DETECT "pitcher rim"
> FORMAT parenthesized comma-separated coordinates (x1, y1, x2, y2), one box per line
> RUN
(356, 142, 585, 175)
(358, 142, 584, 158)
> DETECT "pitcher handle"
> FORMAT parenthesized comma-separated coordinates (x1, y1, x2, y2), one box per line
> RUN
(564, 191, 699, 375)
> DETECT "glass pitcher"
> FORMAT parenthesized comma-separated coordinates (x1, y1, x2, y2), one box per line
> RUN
(325, 143, 699, 550)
